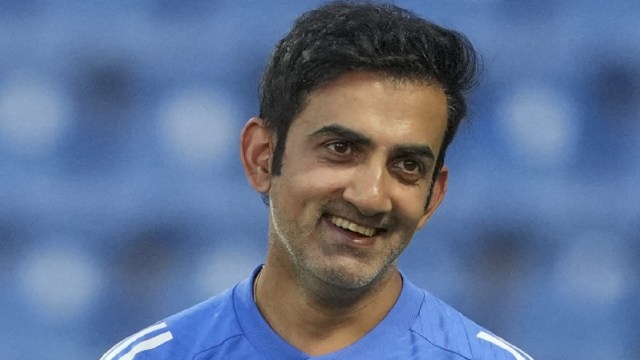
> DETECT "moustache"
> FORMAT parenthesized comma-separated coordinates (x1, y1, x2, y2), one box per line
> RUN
(319, 200, 395, 230)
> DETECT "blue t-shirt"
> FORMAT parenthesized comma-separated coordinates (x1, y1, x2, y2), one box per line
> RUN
(102, 267, 533, 359)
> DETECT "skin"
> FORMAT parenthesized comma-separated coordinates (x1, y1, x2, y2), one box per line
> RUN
(240, 71, 449, 355)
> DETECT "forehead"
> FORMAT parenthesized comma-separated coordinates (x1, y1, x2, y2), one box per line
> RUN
(290, 72, 449, 152)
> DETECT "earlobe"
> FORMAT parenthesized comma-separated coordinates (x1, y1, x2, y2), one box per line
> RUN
(240, 117, 274, 193)
(417, 166, 449, 229)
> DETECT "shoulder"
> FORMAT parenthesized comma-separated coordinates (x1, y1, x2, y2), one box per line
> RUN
(101, 287, 243, 360)
(410, 288, 534, 360)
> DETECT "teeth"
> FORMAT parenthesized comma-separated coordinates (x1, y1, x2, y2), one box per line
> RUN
(329, 216, 376, 237)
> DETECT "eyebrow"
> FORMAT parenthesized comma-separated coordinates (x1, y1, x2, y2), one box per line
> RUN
(309, 124, 372, 146)
(391, 144, 435, 162)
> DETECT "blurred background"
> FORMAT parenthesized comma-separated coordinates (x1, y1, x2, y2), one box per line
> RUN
(1, 0, 639, 359)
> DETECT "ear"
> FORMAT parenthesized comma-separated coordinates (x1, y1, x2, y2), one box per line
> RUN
(240, 117, 274, 193)
(416, 166, 448, 230)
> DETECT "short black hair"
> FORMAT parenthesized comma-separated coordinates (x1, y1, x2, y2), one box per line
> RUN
(259, 1, 478, 199)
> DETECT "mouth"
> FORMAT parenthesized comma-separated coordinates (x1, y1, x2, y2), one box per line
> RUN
(327, 215, 381, 237)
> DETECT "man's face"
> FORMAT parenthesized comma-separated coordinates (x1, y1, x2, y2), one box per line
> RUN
(267, 71, 449, 290)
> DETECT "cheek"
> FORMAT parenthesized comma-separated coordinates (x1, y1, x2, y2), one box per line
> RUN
(271, 172, 341, 221)
(394, 190, 431, 225)
(289, 165, 349, 196)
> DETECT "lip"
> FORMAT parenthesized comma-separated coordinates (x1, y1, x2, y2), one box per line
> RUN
(322, 216, 381, 247)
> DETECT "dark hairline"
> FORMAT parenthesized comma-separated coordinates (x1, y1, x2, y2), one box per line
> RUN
(257, 1, 479, 206)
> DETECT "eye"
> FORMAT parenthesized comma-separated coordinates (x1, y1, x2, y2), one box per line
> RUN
(391, 158, 425, 183)
(397, 158, 423, 173)
(327, 141, 352, 154)
(400, 159, 420, 172)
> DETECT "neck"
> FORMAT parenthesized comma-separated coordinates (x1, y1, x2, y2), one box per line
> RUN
(254, 249, 403, 356)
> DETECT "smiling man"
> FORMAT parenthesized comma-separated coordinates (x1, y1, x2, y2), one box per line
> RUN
(102, 2, 533, 359)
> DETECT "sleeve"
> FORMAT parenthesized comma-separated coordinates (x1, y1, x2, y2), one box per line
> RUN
(475, 330, 534, 360)
(100, 322, 177, 360)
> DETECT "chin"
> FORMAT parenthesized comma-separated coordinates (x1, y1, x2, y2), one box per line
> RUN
(312, 261, 387, 290)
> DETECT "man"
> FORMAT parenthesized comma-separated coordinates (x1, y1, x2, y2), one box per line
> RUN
(103, 2, 533, 359)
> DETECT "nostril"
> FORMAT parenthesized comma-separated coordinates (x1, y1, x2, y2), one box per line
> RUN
(342, 188, 393, 216)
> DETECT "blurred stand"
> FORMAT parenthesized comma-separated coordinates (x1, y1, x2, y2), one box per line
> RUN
(0, 1, 638, 359)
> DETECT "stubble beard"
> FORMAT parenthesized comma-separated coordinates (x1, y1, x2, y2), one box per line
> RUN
(269, 200, 403, 299)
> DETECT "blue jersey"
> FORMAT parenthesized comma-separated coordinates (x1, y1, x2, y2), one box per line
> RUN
(102, 267, 533, 359)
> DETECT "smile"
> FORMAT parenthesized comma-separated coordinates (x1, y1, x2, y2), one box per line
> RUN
(328, 216, 377, 237)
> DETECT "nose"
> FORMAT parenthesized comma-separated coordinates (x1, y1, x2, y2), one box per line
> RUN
(342, 160, 393, 216)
